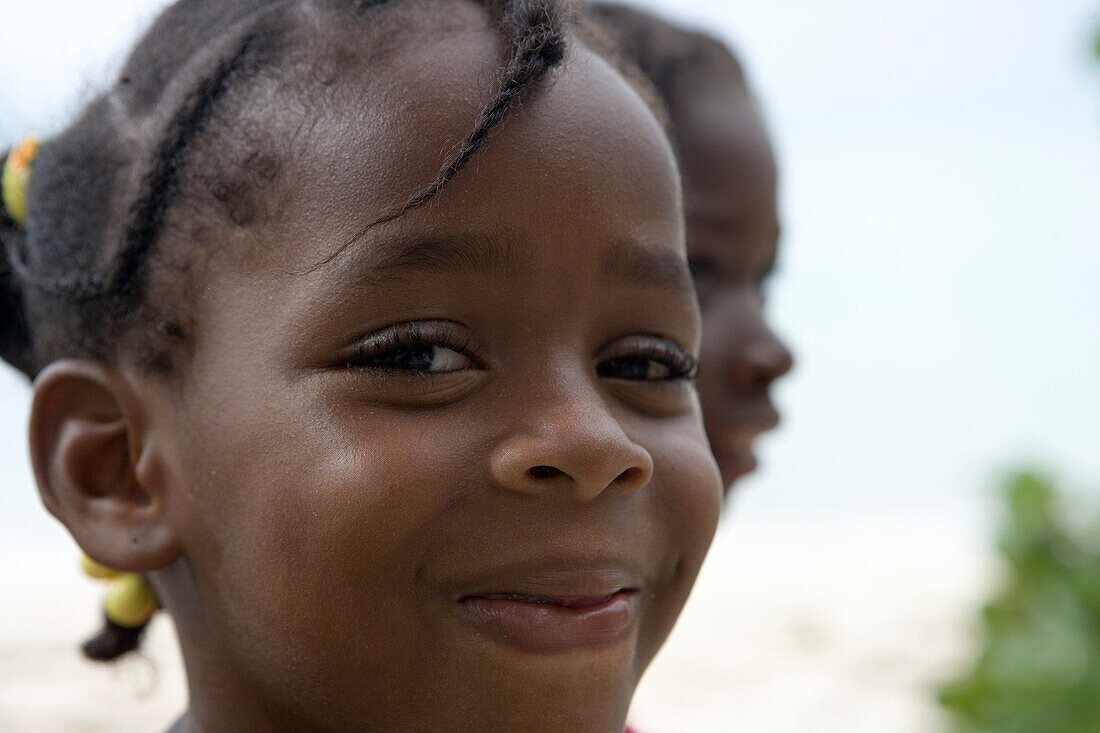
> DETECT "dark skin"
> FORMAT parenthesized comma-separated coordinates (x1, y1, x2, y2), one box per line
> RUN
(29, 6, 721, 732)
(676, 69, 794, 491)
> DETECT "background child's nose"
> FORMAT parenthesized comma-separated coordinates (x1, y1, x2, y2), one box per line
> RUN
(724, 326, 794, 390)
(489, 400, 654, 501)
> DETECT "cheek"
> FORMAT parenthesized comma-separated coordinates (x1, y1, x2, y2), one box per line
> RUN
(697, 310, 738, 415)
(175, 391, 474, 684)
(700, 295, 759, 354)
(651, 423, 722, 565)
(697, 296, 763, 400)
(633, 420, 722, 664)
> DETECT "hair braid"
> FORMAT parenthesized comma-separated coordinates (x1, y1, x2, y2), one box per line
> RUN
(112, 28, 273, 305)
(375, 0, 566, 224)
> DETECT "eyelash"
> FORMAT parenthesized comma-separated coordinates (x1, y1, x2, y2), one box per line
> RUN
(347, 323, 697, 382)
(348, 322, 478, 376)
(597, 338, 699, 382)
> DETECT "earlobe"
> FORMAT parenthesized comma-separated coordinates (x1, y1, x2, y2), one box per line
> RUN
(29, 359, 181, 573)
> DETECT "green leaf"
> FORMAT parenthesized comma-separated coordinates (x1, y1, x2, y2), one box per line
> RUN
(938, 471, 1100, 732)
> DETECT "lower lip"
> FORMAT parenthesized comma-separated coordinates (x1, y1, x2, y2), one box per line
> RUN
(457, 590, 638, 653)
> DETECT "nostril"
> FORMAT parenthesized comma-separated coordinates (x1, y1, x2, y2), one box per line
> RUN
(528, 465, 563, 480)
(616, 466, 648, 488)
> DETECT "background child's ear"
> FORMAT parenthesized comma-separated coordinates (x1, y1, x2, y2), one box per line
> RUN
(29, 360, 181, 572)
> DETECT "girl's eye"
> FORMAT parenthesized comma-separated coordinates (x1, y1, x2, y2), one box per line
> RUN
(598, 357, 677, 381)
(349, 322, 477, 374)
(365, 344, 472, 373)
(597, 338, 698, 382)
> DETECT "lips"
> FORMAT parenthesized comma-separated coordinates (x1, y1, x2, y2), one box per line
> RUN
(709, 427, 763, 481)
(450, 561, 642, 654)
(709, 405, 780, 483)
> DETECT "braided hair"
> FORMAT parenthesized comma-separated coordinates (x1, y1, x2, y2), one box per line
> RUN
(0, 0, 567, 383)
(1, 0, 569, 660)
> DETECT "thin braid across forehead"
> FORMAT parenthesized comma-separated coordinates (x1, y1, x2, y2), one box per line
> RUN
(0, 0, 569, 381)
(372, 0, 566, 225)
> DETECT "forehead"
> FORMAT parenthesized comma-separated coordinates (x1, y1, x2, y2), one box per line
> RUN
(673, 76, 775, 218)
(167, 6, 684, 303)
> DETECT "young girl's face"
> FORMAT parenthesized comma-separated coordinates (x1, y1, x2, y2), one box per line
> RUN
(676, 72, 794, 490)
(147, 9, 720, 731)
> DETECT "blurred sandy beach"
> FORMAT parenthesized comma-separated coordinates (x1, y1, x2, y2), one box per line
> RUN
(1, 513, 995, 733)
(632, 515, 995, 733)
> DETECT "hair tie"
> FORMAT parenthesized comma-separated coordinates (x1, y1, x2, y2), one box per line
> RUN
(2, 136, 39, 227)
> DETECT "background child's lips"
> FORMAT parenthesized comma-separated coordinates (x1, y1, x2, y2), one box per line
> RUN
(708, 400, 781, 477)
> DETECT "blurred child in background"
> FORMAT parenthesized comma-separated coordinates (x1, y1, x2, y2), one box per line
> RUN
(591, 3, 794, 494)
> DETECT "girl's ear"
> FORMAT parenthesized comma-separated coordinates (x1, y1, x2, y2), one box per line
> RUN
(29, 359, 181, 572)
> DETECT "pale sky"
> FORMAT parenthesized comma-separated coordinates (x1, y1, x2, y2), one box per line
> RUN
(2, 0, 1098, 554)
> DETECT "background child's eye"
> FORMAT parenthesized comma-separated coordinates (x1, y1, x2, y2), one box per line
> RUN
(688, 256, 720, 307)
(687, 255, 720, 283)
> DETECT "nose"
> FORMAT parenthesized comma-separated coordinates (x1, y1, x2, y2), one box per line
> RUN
(726, 325, 794, 390)
(706, 291, 793, 391)
(490, 396, 654, 502)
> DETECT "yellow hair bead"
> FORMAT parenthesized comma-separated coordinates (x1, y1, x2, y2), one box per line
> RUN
(1, 136, 38, 227)
(103, 573, 158, 628)
(80, 553, 121, 580)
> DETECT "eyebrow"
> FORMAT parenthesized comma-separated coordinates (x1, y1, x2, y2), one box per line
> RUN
(685, 209, 782, 244)
(599, 240, 696, 295)
(332, 230, 694, 295)
(364, 232, 530, 279)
